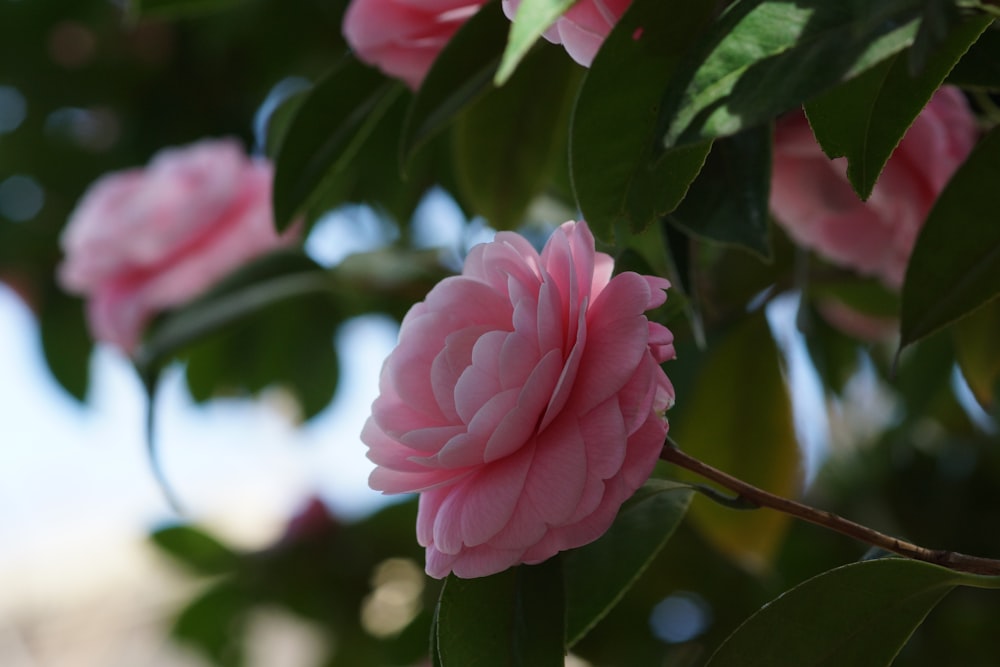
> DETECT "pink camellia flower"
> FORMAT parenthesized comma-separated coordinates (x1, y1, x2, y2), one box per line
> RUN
(58, 139, 299, 353)
(363, 220, 675, 579)
(343, 0, 488, 89)
(502, 0, 631, 67)
(770, 86, 977, 291)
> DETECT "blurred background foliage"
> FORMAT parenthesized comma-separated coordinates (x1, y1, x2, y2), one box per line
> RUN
(3, 0, 1000, 665)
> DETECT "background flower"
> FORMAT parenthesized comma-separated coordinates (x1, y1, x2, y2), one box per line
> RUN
(363, 220, 675, 579)
(343, 0, 487, 89)
(769, 86, 978, 291)
(58, 138, 299, 353)
(502, 0, 631, 67)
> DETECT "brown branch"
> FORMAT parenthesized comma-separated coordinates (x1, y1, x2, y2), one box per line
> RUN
(660, 441, 1000, 576)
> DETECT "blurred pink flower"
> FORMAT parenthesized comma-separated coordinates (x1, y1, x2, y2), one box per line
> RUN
(770, 86, 977, 291)
(502, 0, 631, 67)
(363, 220, 675, 579)
(343, 0, 487, 89)
(59, 139, 299, 353)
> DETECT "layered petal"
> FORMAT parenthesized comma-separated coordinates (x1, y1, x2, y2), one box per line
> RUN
(57, 139, 299, 354)
(343, 0, 488, 89)
(770, 87, 977, 295)
(363, 220, 675, 579)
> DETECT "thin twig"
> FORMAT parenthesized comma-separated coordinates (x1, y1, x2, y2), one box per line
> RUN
(660, 439, 1000, 576)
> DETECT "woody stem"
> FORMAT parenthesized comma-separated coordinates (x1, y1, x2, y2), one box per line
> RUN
(660, 439, 1000, 576)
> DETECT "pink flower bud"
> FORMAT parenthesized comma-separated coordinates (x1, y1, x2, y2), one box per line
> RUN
(343, 0, 488, 89)
(502, 0, 631, 67)
(770, 86, 977, 291)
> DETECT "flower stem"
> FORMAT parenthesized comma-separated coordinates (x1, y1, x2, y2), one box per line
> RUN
(660, 439, 1000, 576)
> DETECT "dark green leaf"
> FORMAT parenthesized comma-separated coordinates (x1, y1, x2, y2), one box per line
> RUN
(808, 276, 901, 319)
(900, 125, 1000, 348)
(136, 253, 335, 372)
(658, 0, 924, 150)
(954, 297, 1000, 412)
(799, 302, 864, 396)
(135, 251, 342, 419)
(947, 25, 1000, 89)
(436, 559, 565, 667)
(666, 124, 773, 259)
(453, 43, 580, 230)
(401, 1, 510, 164)
(805, 14, 991, 199)
(273, 58, 404, 231)
(564, 480, 693, 646)
(264, 88, 309, 160)
(495, 0, 575, 84)
(908, 0, 961, 75)
(151, 525, 240, 575)
(430, 606, 443, 667)
(130, 0, 246, 19)
(570, 0, 715, 243)
(669, 314, 800, 570)
(172, 580, 249, 667)
(706, 559, 1000, 667)
(39, 285, 91, 402)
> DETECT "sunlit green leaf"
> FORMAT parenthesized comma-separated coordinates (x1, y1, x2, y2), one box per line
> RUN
(564, 480, 693, 646)
(706, 559, 1000, 667)
(900, 125, 1000, 349)
(571, 0, 714, 243)
(453, 43, 580, 230)
(436, 559, 565, 666)
(666, 124, 773, 259)
(658, 0, 924, 150)
(495, 0, 574, 84)
(273, 58, 404, 231)
(669, 313, 800, 570)
(401, 1, 510, 164)
(805, 14, 991, 200)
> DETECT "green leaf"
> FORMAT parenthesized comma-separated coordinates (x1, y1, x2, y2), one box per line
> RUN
(907, 0, 962, 75)
(401, 1, 510, 164)
(805, 14, 991, 200)
(954, 297, 1000, 412)
(570, 0, 715, 243)
(948, 25, 1000, 90)
(563, 480, 693, 646)
(495, 0, 575, 84)
(669, 314, 800, 571)
(39, 285, 92, 402)
(658, 0, 925, 150)
(136, 253, 335, 372)
(453, 43, 580, 230)
(666, 124, 773, 259)
(900, 125, 1000, 349)
(130, 0, 246, 19)
(436, 559, 565, 667)
(136, 251, 342, 419)
(808, 276, 901, 319)
(273, 58, 404, 231)
(264, 88, 309, 160)
(151, 525, 240, 575)
(172, 580, 248, 667)
(706, 559, 1000, 667)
